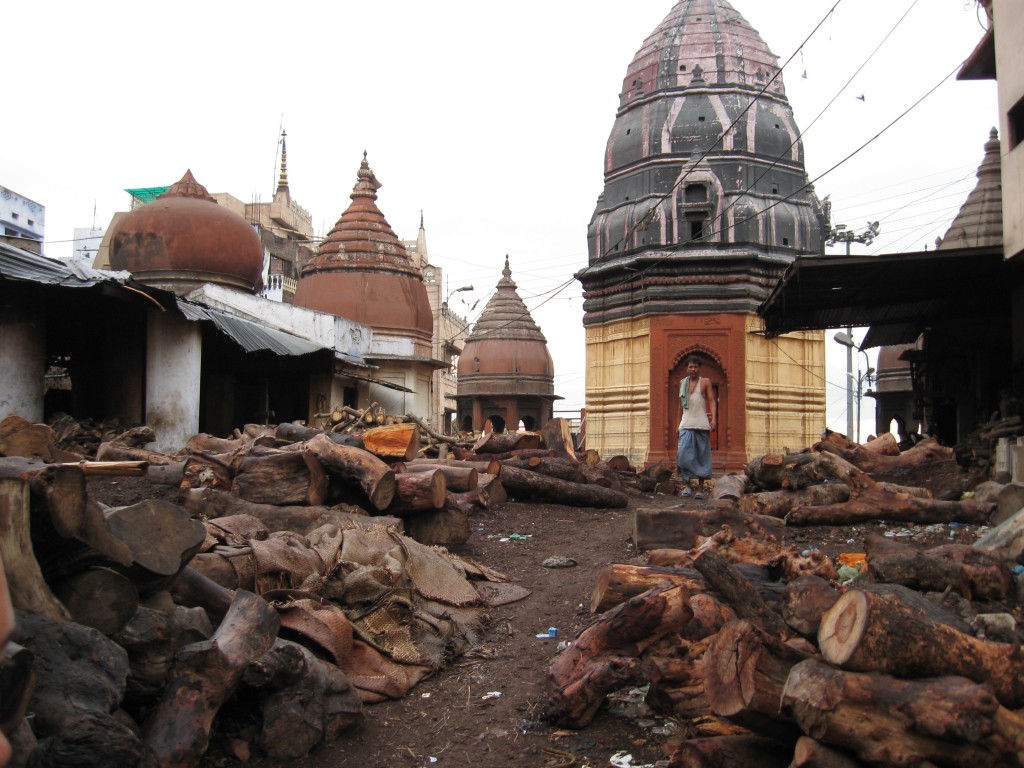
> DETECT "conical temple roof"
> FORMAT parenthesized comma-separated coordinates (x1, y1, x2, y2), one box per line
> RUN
(458, 256, 554, 387)
(938, 128, 1003, 250)
(293, 154, 431, 338)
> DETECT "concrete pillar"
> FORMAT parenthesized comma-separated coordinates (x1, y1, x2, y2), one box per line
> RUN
(146, 310, 201, 453)
(0, 298, 45, 422)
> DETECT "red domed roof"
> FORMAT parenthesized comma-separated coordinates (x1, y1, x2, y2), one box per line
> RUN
(458, 257, 554, 396)
(293, 154, 431, 339)
(109, 170, 263, 295)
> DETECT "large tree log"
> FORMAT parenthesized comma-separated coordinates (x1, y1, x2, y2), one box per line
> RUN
(0, 641, 35, 736)
(499, 464, 628, 508)
(702, 619, 806, 737)
(711, 473, 749, 502)
(387, 469, 447, 516)
(789, 737, 868, 768)
(864, 532, 1011, 600)
(0, 477, 69, 620)
(633, 507, 784, 551)
(693, 548, 792, 639)
(401, 463, 479, 492)
(816, 432, 965, 499)
(785, 487, 994, 527)
(746, 451, 871, 493)
(590, 564, 707, 613)
(472, 430, 541, 454)
(500, 456, 587, 484)
(179, 453, 233, 495)
(105, 499, 208, 592)
(818, 588, 1024, 707)
(544, 583, 693, 728)
(185, 433, 244, 454)
(143, 590, 280, 768)
(738, 483, 851, 518)
(780, 575, 840, 637)
(245, 640, 363, 760)
(304, 434, 396, 511)
(274, 422, 362, 448)
(861, 432, 900, 455)
(404, 506, 471, 547)
(231, 450, 328, 507)
(541, 418, 578, 463)
(96, 442, 178, 465)
(51, 567, 139, 635)
(181, 488, 402, 536)
(0, 414, 59, 461)
(782, 658, 1024, 767)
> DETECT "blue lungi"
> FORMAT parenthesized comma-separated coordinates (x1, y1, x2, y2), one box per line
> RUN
(677, 428, 712, 482)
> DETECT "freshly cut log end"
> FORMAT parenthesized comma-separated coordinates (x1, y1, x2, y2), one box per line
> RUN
(817, 589, 869, 668)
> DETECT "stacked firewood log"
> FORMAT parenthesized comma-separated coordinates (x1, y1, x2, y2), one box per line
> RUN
(548, 431, 1024, 767)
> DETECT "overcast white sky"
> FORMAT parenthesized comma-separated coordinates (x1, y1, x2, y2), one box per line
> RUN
(3, 1, 997, 438)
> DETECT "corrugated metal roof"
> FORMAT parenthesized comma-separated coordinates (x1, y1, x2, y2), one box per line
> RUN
(175, 299, 326, 357)
(0, 240, 133, 287)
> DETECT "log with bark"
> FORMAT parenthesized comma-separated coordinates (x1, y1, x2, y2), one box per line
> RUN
(401, 463, 479, 492)
(710, 473, 749, 503)
(387, 469, 447, 516)
(143, 589, 280, 768)
(545, 583, 693, 728)
(231, 449, 329, 507)
(304, 434, 396, 512)
(780, 575, 840, 637)
(746, 451, 871, 493)
(274, 422, 363, 448)
(785, 486, 994, 527)
(51, 566, 139, 635)
(590, 564, 708, 613)
(701, 619, 806, 737)
(693, 548, 793, 640)
(360, 422, 421, 462)
(472, 430, 542, 454)
(816, 431, 965, 499)
(499, 464, 628, 508)
(782, 657, 1024, 767)
(863, 532, 1011, 601)
(788, 737, 868, 768)
(739, 483, 851, 518)
(404, 506, 471, 547)
(666, 735, 794, 768)
(818, 588, 1024, 707)
(0, 414, 60, 462)
(179, 453, 233, 494)
(632, 506, 784, 551)
(541, 418, 578, 463)
(500, 456, 587, 484)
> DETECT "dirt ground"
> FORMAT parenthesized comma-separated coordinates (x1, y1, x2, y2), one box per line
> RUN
(83, 475, 984, 768)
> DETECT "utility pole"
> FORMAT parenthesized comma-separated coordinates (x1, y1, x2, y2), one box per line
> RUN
(825, 219, 879, 439)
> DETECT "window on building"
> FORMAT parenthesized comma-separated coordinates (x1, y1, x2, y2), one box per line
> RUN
(690, 220, 704, 241)
(1009, 95, 1024, 150)
(10, 213, 18, 220)
(685, 184, 708, 203)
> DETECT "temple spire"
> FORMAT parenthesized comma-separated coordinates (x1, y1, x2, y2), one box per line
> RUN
(276, 130, 290, 195)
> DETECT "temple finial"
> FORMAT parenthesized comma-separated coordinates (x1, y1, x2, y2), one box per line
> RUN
(276, 130, 289, 193)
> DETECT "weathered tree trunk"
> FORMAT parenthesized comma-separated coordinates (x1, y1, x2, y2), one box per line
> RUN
(739, 483, 850, 518)
(185, 433, 244, 454)
(817, 432, 965, 499)
(789, 737, 868, 768)
(0, 641, 35, 734)
(818, 588, 1024, 707)
(702, 620, 806, 739)
(864, 532, 1011, 600)
(746, 451, 870, 492)
(500, 456, 587, 483)
(545, 583, 693, 728)
(861, 432, 900, 455)
(401, 463, 478, 492)
(274, 422, 362, 448)
(96, 442, 178, 465)
(388, 469, 447, 515)
(304, 434, 396, 511)
(541, 418, 578, 463)
(693, 548, 793, 639)
(0, 477, 69, 620)
(782, 657, 1024, 767)
(170, 565, 235, 623)
(780, 575, 840, 637)
(404, 506, 471, 547)
(472, 431, 542, 454)
(711, 473, 749, 502)
(51, 566, 139, 635)
(232, 450, 329, 507)
(589, 564, 707, 613)
(143, 590, 280, 768)
(633, 507, 784, 551)
(179, 454, 233, 494)
(499, 464, 628, 508)
(785, 487, 994, 527)
(105, 499, 208, 592)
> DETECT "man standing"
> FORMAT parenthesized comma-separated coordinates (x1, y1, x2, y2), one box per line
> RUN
(676, 355, 717, 499)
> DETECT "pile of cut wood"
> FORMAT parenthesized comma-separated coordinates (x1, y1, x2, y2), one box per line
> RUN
(547, 430, 1024, 766)
(0, 413, 673, 766)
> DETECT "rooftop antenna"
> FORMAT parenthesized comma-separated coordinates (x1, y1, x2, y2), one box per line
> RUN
(271, 114, 284, 192)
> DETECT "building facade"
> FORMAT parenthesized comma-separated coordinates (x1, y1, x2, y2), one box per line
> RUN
(579, 0, 827, 471)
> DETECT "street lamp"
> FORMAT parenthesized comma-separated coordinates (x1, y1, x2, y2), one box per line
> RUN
(827, 220, 880, 439)
(834, 331, 876, 443)
(444, 285, 474, 307)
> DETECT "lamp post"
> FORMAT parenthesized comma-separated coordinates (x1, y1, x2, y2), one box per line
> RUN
(443, 285, 474, 308)
(826, 220, 880, 438)
(834, 331, 876, 443)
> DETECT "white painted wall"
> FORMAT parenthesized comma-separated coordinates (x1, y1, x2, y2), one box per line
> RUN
(146, 310, 202, 452)
(0, 303, 44, 422)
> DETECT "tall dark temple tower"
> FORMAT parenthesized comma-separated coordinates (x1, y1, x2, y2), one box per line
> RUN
(578, 0, 828, 470)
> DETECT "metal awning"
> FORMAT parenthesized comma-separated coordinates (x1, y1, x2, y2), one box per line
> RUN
(334, 366, 413, 393)
(758, 246, 1011, 345)
(176, 299, 327, 357)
